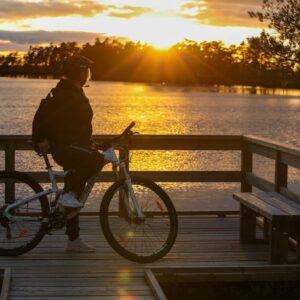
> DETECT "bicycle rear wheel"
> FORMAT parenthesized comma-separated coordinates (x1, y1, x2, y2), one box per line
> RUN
(100, 176, 178, 263)
(0, 171, 49, 256)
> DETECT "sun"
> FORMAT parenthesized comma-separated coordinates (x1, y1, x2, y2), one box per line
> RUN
(149, 37, 175, 50)
(118, 15, 188, 49)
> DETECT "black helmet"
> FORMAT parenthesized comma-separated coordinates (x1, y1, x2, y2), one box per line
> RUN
(61, 55, 94, 81)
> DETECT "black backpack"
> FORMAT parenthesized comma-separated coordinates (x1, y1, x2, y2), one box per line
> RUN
(32, 88, 56, 144)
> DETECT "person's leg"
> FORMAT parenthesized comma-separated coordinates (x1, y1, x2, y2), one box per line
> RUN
(52, 144, 104, 242)
(61, 144, 104, 198)
(65, 212, 80, 241)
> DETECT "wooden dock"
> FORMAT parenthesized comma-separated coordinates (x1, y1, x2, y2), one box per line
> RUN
(1, 135, 300, 298)
(1, 214, 296, 299)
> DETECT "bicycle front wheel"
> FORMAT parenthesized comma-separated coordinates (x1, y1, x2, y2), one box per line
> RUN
(0, 171, 49, 256)
(100, 177, 178, 263)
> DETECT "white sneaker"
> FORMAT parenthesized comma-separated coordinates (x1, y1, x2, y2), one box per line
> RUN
(58, 192, 83, 208)
(65, 238, 96, 253)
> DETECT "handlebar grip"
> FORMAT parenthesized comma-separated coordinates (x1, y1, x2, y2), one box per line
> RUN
(120, 122, 135, 137)
(110, 122, 136, 145)
(126, 122, 135, 132)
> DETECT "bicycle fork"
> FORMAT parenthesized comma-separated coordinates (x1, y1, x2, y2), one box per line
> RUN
(116, 162, 144, 220)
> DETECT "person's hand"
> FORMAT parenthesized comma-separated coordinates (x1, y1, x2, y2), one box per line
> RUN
(37, 140, 50, 154)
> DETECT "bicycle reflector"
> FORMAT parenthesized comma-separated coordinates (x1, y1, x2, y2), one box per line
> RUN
(118, 234, 129, 246)
(17, 228, 30, 238)
(155, 199, 165, 212)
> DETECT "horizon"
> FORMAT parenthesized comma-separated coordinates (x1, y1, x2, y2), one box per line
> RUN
(0, 0, 264, 55)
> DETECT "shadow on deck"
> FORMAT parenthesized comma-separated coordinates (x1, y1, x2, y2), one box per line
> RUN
(1, 215, 299, 299)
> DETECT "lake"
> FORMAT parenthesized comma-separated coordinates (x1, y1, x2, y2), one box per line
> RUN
(1, 77, 300, 211)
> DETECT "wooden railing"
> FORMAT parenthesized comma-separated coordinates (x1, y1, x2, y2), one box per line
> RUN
(1, 134, 300, 210)
(0, 135, 243, 183)
(242, 135, 300, 203)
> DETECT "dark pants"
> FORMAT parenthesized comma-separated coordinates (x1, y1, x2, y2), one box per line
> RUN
(51, 143, 104, 241)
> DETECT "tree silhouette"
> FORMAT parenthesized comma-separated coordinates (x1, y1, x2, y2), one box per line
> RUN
(249, 0, 300, 68)
(0, 37, 298, 88)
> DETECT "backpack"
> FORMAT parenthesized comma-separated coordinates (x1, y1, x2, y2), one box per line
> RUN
(32, 88, 56, 144)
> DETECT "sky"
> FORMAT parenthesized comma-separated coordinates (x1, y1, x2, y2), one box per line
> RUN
(0, 0, 265, 54)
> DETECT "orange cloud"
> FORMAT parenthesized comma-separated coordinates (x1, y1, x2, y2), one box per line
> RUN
(107, 5, 152, 19)
(0, 0, 107, 21)
(0, 30, 106, 52)
(179, 0, 263, 27)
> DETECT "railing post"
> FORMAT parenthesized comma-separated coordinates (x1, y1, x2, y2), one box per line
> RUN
(241, 142, 252, 192)
(5, 140, 15, 203)
(275, 151, 288, 193)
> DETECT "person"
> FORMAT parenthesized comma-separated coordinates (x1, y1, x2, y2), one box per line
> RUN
(32, 55, 104, 253)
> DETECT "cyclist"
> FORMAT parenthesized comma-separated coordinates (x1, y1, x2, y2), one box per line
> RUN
(32, 55, 104, 253)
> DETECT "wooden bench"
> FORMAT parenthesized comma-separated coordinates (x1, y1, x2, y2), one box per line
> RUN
(233, 192, 300, 264)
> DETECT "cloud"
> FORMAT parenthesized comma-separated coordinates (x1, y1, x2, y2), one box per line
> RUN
(0, 30, 106, 52)
(0, 0, 107, 21)
(179, 0, 263, 27)
(107, 5, 152, 19)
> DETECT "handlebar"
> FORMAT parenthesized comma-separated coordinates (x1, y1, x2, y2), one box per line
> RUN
(118, 121, 136, 140)
(96, 122, 136, 151)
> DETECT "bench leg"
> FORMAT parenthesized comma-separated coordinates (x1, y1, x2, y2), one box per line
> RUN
(269, 219, 289, 264)
(263, 217, 269, 243)
(240, 204, 256, 243)
(297, 223, 300, 263)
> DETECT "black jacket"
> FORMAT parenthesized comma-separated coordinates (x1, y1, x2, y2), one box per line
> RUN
(32, 79, 93, 147)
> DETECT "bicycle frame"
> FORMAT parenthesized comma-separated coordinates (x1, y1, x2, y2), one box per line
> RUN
(3, 146, 144, 221)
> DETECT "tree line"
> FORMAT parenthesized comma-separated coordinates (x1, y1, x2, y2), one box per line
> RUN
(0, 37, 299, 88)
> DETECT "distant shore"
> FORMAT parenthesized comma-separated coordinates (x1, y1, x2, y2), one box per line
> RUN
(1, 39, 299, 89)
(1, 75, 300, 95)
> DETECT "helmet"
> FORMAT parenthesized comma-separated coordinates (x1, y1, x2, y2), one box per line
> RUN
(61, 55, 94, 82)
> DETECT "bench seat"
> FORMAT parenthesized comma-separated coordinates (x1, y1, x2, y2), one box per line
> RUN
(233, 192, 300, 264)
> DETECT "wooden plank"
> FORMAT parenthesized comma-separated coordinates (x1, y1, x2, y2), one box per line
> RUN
(274, 151, 288, 193)
(244, 135, 300, 158)
(4, 141, 15, 203)
(149, 265, 300, 274)
(10, 289, 152, 297)
(247, 143, 277, 160)
(240, 204, 257, 243)
(257, 192, 300, 216)
(79, 211, 239, 217)
(281, 152, 300, 170)
(1, 215, 299, 299)
(21, 171, 242, 183)
(10, 298, 154, 300)
(245, 173, 275, 192)
(0, 135, 243, 151)
(12, 298, 155, 300)
(233, 193, 289, 220)
(0, 268, 11, 300)
(156, 271, 300, 282)
(280, 187, 300, 205)
(269, 218, 289, 264)
(144, 269, 167, 300)
(296, 223, 300, 263)
(263, 217, 270, 242)
(241, 144, 252, 192)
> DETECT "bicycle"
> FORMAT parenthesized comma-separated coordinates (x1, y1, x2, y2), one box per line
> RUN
(0, 122, 178, 263)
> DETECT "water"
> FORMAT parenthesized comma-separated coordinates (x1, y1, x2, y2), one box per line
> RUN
(1, 77, 300, 211)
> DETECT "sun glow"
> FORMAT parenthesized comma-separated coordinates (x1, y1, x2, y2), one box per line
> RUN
(0, 0, 264, 53)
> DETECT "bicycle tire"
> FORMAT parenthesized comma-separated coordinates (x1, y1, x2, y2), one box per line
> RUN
(100, 176, 178, 263)
(0, 171, 49, 256)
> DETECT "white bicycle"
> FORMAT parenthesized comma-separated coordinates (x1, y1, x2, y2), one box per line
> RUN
(0, 122, 178, 263)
